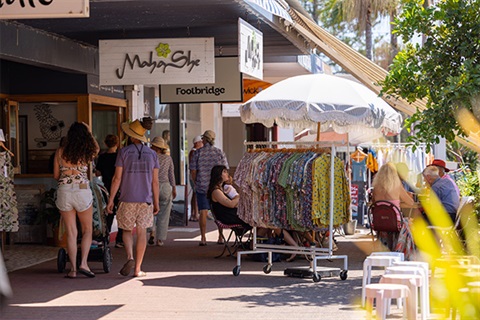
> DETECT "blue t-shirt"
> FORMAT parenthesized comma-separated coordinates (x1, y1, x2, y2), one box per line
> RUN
(431, 177, 459, 214)
(115, 143, 159, 203)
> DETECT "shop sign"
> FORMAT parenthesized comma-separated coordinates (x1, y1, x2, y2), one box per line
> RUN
(159, 57, 242, 103)
(99, 38, 214, 86)
(243, 79, 272, 102)
(238, 18, 263, 80)
(0, 0, 89, 19)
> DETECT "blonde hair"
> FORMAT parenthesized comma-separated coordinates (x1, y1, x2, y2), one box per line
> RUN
(372, 162, 402, 194)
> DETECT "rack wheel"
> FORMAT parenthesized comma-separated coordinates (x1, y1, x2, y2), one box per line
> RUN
(233, 265, 241, 276)
(340, 270, 348, 280)
(263, 264, 272, 274)
(57, 248, 67, 273)
(312, 273, 321, 282)
(103, 246, 112, 273)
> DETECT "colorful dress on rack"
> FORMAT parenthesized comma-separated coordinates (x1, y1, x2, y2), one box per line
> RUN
(0, 151, 19, 232)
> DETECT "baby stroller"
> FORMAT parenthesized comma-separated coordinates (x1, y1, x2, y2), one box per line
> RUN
(57, 180, 113, 273)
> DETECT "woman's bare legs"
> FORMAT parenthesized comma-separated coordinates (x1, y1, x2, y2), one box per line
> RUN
(77, 206, 93, 272)
(61, 209, 79, 277)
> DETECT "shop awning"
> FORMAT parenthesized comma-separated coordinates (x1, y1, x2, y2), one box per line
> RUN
(245, 0, 293, 23)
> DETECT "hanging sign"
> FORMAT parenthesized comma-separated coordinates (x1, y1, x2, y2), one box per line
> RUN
(238, 18, 263, 80)
(99, 38, 215, 86)
(160, 57, 242, 103)
(0, 0, 89, 19)
(243, 79, 271, 102)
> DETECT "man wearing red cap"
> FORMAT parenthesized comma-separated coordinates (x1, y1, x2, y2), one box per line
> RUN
(428, 159, 460, 197)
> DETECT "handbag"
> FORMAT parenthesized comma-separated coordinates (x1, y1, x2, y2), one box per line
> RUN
(369, 201, 403, 232)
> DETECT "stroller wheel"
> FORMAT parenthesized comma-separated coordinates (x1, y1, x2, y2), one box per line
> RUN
(57, 248, 67, 273)
(103, 246, 113, 273)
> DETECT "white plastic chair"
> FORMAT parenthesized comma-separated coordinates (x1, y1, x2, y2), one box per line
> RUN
(393, 260, 430, 319)
(365, 283, 410, 320)
(385, 265, 429, 320)
(362, 255, 403, 307)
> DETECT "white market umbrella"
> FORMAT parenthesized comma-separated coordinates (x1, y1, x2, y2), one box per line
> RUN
(240, 74, 403, 144)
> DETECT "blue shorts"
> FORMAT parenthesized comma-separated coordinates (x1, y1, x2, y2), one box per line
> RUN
(196, 192, 210, 211)
(56, 183, 93, 212)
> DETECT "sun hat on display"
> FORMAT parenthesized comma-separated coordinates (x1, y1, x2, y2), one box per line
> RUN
(121, 120, 147, 143)
(151, 136, 168, 149)
(428, 159, 450, 172)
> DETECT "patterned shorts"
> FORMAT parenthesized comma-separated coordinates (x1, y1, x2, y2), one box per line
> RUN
(116, 202, 153, 230)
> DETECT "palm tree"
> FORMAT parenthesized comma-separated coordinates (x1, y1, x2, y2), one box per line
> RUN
(319, 0, 399, 62)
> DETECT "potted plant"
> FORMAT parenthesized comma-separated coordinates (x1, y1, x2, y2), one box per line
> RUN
(36, 188, 64, 246)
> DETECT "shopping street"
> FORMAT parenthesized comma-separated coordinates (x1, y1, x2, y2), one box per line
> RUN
(1, 222, 411, 320)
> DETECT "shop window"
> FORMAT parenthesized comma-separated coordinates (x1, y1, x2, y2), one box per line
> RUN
(18, 102, 77, 174)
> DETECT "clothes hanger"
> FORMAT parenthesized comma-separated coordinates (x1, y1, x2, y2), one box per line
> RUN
(350, 147, 366, 162)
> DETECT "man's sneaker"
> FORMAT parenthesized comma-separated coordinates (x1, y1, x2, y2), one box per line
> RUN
(115, 242, 124, 248)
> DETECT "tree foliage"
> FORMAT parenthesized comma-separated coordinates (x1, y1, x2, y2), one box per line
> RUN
(380, 0, 480, 149)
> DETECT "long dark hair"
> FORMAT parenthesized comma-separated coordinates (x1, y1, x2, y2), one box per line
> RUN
(62, 122, 97, 164)
(207, 165, 227, 200)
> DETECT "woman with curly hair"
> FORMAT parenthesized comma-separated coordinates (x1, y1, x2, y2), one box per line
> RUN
(53, 122, 99, 278)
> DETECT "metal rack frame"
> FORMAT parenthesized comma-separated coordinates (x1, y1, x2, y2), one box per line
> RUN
(232, 140, 349, 282)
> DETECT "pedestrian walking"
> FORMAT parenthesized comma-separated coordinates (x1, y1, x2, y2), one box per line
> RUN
(190, 130, 228, 246)
(107, 120, 159, 277)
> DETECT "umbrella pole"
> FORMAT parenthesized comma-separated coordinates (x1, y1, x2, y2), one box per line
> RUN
(316, 122, 321, 142)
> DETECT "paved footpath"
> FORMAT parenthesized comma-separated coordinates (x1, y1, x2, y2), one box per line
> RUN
(2, 223, 404, 320)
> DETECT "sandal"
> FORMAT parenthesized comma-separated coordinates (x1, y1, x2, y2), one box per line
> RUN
(65, 270, 76, 279)
(199, 241, 207, 246)
(134, 271, 147, 277)
(119, 259, 135, 276)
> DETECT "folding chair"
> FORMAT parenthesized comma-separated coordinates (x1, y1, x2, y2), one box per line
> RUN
(427, 196, 474, 253)
(210, 208, 250, 259)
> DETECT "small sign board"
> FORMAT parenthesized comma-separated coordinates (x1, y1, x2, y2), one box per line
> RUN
(99, 38, 215, 86)
(0, 0, 89, 19)
(160, 57, 242, 103)
(238, 18, 263, 80)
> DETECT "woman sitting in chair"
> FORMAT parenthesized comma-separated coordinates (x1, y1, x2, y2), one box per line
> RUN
(371, 162, 416, 260)
(207, 165, 251, 230)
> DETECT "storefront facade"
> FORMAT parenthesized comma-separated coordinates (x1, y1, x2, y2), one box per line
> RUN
(0, 0, 319, 245)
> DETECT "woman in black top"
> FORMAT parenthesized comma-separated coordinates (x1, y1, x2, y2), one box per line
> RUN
(207, 165, 251, 230)
(95, 134, 123, 247)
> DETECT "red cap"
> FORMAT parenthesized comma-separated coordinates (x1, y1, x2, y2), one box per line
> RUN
(429, 159, 450, 172)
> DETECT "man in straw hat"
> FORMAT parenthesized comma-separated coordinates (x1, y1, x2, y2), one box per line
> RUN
(190, 130, 228, 246)
(107, 120, 159, 277)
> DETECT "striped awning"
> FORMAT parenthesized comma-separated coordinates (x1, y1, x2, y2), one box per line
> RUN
(245, 0, 293, 23)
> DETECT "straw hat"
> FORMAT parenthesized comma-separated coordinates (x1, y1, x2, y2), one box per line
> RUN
(151, 136, 168, 149)
(202, 130, 215, 142)
(121, 120, 147, 143)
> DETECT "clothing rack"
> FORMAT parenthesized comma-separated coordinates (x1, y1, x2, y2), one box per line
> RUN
(233, 140, 349, 282)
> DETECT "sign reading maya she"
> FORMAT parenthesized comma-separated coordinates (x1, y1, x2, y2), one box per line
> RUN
(99, 38, 215, 86)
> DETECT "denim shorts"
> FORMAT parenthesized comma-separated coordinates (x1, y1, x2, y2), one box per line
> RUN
(56, 183, 93, 212)
(196, 192, 210, 211)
